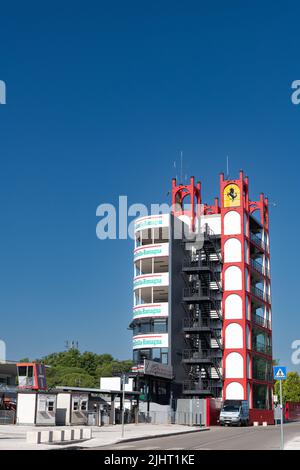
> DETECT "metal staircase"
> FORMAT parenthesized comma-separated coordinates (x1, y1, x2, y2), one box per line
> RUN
(181, 226, 223, 398)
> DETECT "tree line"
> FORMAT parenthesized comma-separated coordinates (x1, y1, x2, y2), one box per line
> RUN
(20, 349, 133, 388)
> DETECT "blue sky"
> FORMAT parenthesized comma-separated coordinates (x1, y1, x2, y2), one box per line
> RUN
(0, 1, 299, 371)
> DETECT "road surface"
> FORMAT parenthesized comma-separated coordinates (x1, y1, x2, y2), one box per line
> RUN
(96, 422, 300, 450)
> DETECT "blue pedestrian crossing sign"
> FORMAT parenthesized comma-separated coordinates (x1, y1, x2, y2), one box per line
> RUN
(273, 366, 287, 380)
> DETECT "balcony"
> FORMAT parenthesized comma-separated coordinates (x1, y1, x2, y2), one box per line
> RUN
(182, 258, 212, 272)
(134, 243, 169, 263)
(250, 233, 267, 252)
(252, 370, 273, 382)
(133, 302, 169, 321)
(183, 287, 210, 301)
(253, 341, 272, 356)
(183, 380, 222, 396)
(251, 286, 271, 304)
(253, 313, 271, 330)
(183, 318, 211, 331)
(182, 349, 222, 363)
(133, 273, 169, 290)
(250, 259, 270, 279)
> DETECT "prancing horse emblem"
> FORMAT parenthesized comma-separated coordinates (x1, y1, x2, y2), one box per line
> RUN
(227, 187, 238, 202)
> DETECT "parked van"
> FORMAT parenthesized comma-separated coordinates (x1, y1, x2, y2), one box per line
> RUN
(219, 400, 249, 426)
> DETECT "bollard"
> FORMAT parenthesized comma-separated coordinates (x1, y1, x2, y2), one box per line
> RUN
(27, 431, 41, 444)
(63, 429, 75, 441)
(40, 431, 52, 443)
(82, 428, 92, 439)
(73, 429, 82, 440)
(52, 430, 63, 442)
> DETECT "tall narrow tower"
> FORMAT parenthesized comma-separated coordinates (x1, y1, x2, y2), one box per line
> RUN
(220, 171, 273, 412)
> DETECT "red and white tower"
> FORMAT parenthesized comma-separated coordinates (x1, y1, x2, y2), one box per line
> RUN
(221, 171, 273, 420)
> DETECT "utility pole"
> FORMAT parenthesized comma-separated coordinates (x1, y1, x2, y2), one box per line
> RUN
(273, 365, 287, 451)
(121, 373, 127, 438)
(280, 379, 284, 450)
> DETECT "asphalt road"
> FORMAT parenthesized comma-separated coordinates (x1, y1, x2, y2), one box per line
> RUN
(96, 422, 300, 450)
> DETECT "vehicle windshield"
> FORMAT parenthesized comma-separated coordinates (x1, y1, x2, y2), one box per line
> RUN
(222, 405, 240, 412)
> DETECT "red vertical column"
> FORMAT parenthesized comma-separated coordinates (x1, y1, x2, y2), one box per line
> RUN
(220, 171, 249, 403)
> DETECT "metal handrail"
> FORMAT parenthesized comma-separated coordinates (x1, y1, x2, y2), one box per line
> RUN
(183, 318, 210, 329)
(182, 258, 212, 270)
(251, 286, 271, 304)
(183, 287, 210, 298)
(182, 349, 222, 360)
(183, 380, 222, 392)
(250, 259, 270, 278)
(250, 233, 267, 251)
(253, 341, 272, 356)
(182, 224, 222, 263)
(253, 313, 271, 330)
(252, 371, 273, 382)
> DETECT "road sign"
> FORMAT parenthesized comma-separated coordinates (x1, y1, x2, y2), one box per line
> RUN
(273, 366, 287, 450)
(273, 366, 287, 380)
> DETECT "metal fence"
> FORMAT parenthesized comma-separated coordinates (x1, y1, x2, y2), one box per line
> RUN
(0, 410, 15, 425)
(138, 411, 174, 425)
(137, 410, 203, 426)
(175, 412, 203, 426)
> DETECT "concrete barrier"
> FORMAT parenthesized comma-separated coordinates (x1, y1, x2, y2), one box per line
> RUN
(262, 422, 268, 427)
(253, 422, 259, 426)
(26, 428, 92, 445)
(82, 428, 92, 439)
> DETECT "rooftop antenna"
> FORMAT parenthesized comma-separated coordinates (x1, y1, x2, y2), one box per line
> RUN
(180, 151, 183, 184)
(226, 155, 230, 179)
(173, 161, 177, 181)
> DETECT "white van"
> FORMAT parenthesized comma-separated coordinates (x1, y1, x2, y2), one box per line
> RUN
(219, 400, 249, 426)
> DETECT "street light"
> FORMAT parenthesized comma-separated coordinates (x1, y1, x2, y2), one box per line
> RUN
(121, 373, 129, 438)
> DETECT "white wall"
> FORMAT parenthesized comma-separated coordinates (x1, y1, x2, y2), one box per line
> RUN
(224, 238, 241, 262)
(225, 294, 243, 319)
(225, 352, 244, 378)
(224, 211, 241, 235)
(17, 393, 36, 425)
(225, 382, 244, 400)
(201, 214, 221, 235)
(225, 323, 243, 349)
(100, 377, 134, 392)
(225, 266, 242, 291)
(56, 393, 71, 425)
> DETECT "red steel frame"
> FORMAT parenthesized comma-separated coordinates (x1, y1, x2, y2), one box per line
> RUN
(17, 362, 47, 391)
(170, 171, 273, 419)
(220, 170, 273, 414)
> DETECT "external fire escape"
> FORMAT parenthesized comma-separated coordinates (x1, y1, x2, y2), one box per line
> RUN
(181, 225, 223, 398)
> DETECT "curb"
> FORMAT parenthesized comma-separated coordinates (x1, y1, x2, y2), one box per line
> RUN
(114, 426, 210, 445)
(74, 427, 210, 449)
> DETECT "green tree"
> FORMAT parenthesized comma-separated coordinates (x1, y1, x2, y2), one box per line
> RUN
(79, 351, 99, 376)
(23, 348, 133, 388)
(23, 349, 133, 389)
(274, 372, 300, 403)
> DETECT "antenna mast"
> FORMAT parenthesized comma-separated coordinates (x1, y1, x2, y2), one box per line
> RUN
(226, 156, 230, 179)
(180, 151, 183, 184)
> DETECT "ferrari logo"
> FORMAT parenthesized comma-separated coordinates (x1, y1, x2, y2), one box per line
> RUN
(224, 184, 240, 207)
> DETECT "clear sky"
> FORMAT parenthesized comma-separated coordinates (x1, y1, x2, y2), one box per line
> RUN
(0, 1, 299, 372)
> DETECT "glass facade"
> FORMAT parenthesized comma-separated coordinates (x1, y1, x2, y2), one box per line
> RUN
(133, 348, 168, 365)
